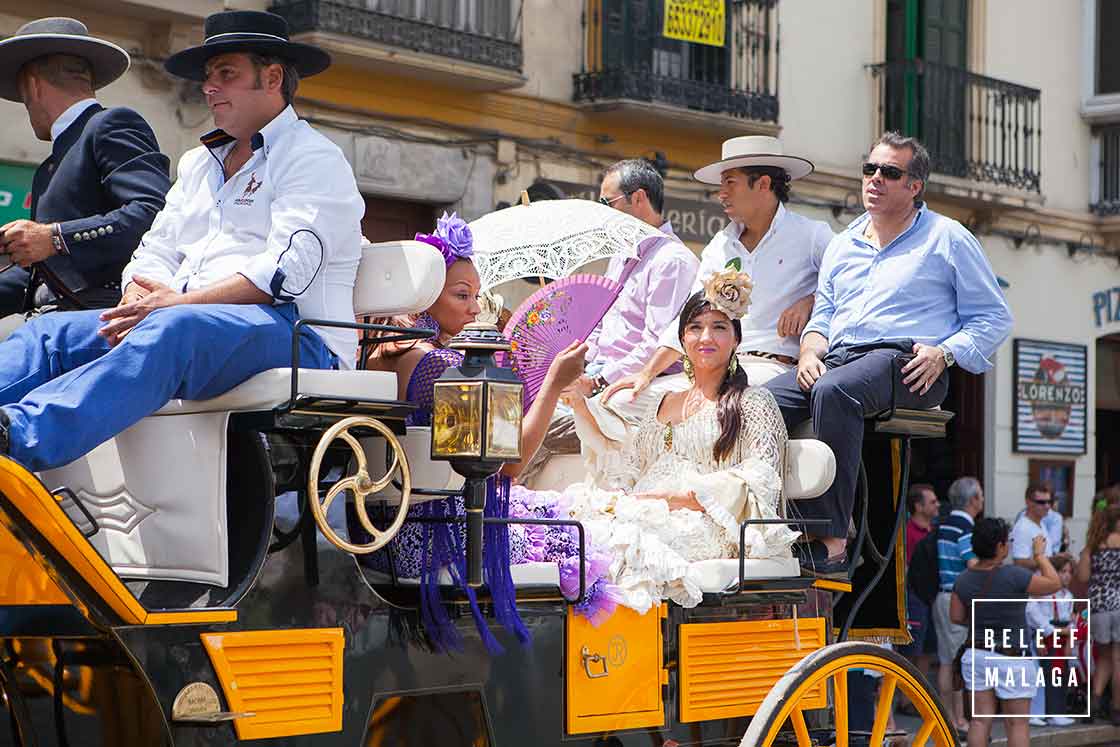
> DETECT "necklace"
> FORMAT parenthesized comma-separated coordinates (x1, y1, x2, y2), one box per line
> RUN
(664, 387, 711, 451)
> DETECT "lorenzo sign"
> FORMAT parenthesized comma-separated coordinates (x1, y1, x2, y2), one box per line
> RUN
(1012, 339, 1087, 455)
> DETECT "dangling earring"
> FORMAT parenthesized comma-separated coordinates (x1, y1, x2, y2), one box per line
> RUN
(727, 354, 738, 378)
(683, 357, 695, 383)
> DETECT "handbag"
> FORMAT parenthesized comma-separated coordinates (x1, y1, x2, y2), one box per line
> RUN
(952, 568, 998, 690)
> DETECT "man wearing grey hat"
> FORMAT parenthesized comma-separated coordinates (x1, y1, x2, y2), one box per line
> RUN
(0, 17, 170, 333)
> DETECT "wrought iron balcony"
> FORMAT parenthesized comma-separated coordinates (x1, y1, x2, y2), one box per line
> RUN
(574, 0, 779, 125)
(1092, 124, 1120, 215)
(869, 60, 1041, 193)
(270, 0, 523, 73)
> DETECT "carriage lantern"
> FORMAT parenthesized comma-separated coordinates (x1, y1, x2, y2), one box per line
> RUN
(430, 321, 523, 586)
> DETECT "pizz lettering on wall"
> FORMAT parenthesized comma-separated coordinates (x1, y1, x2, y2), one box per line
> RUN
(1092, 287, 1120, 327)
(662, 0, 726, 48)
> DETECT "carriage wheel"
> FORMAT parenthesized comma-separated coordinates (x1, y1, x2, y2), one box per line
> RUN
(307, 416, 412, 554)
(740, 642, 957, 747)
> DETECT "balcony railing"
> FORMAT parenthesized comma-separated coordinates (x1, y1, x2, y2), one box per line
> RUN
(270, 0, 523, 72)
(1092, 125, 1120, 215)
(870, 60, 1041, 193)
(574, 0, 779, 123)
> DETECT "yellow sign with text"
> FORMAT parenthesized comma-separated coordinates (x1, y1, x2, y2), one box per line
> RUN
(663, 0, 726, 48)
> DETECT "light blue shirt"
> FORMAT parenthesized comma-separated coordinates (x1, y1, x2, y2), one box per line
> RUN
(803, 206, 1012, 374)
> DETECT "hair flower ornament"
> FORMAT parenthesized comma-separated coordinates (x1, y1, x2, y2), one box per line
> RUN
(415, 212, 474, 267)
(702, 269, 753, 320)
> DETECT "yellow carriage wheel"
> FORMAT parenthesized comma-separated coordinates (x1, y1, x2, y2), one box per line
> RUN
(741, 642, 958, 747)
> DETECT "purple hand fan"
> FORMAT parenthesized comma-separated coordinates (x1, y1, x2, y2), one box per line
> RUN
(501, 274, 623, 407)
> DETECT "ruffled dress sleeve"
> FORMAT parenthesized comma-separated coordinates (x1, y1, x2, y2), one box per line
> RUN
(690, 388, 798, 557)
(596, 399, 664, 491)
(405, 348, 465, 426)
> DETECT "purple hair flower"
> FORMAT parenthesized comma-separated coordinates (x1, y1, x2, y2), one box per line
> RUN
(416, 211, 474, 268)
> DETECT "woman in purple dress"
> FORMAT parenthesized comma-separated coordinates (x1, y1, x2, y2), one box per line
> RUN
(361, 215, 620, 652)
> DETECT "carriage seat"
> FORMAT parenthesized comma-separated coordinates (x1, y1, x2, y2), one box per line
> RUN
(361, 431, 836, 591)
(41, 240, 447, 588)
(789, 406, 952, 440)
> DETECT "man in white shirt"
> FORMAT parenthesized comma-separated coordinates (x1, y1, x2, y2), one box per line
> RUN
(0, 10, 364, 471)
(1012, 482, 1058, 568)
(603, 136, 834, 408)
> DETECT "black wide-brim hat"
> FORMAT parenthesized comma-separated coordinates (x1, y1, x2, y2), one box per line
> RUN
(164, 10, 331, 81)
(0, 17, 130, 102)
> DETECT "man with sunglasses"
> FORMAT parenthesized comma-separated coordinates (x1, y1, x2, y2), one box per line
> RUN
(1011, 483, 1061, 570)
(765, 132, 1013, 576)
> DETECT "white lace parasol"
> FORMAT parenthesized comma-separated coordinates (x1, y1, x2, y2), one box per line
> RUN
(468, 199, 667, 291)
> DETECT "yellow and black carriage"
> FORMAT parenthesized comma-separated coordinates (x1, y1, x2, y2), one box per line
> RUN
(0, 239, 958, 746)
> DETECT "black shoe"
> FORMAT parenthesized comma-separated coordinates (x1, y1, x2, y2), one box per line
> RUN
(0, 409, 8, 456)
(1092, 695, 1110, 723)
(794, 539, 849, 577)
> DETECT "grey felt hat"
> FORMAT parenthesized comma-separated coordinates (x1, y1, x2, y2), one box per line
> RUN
(0, 17, 130, 102)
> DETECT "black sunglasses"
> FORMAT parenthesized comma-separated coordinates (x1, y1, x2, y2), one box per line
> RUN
(1030, 497, 1054, 505)
(598, 190, 633, 206)
(862, 162, 910, 180)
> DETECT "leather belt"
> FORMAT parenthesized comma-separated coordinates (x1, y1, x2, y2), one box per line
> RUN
(744, 350, 796, 366)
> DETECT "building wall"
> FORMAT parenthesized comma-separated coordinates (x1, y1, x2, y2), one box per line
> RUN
(984, 237, 1118, 551)
(985, 0, 1091, 213)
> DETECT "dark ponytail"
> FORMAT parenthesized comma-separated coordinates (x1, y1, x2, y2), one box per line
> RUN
(677, 292, 749, 463)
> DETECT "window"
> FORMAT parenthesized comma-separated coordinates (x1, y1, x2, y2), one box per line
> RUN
(1098, 0, 1120, 95)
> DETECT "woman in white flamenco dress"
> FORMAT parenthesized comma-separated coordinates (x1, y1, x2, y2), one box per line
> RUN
(514, 270, 799, 614)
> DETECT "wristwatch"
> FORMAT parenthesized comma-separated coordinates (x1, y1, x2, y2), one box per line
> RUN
(937, 344, 955, 368)
(50, 223, 68, 256)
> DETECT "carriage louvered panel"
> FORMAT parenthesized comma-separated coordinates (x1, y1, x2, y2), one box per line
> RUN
(201, 628, 344, 740)
(678, 617, 827, 723)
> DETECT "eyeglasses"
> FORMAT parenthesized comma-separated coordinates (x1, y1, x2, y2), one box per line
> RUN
(598, 192, 631, 206)
(1031, 497, 1054, 505)
(862, 162, 910, 180)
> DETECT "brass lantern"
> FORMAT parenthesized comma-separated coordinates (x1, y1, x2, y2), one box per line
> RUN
(430, 321, 524, 585)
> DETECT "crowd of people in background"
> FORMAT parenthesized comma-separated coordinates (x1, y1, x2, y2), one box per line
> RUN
(897, 477, 1120, 746)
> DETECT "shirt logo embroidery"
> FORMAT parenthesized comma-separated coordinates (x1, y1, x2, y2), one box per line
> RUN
(234, 173, 263, 205)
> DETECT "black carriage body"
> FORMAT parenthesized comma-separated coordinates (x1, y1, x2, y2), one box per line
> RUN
(0, 328, 952, 746)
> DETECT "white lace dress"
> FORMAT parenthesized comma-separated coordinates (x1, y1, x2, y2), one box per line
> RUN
(558, 386, 799, 612)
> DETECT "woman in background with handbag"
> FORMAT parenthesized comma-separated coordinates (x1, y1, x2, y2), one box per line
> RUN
(950, 518, 1061, 747)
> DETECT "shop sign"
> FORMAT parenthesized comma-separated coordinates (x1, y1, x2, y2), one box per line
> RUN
(544, 180, 725, 246)
(1012, 339, 1087, 455)
(663, 0, 726, 48)
(1092, 286, 1120, 327)
(0, 162, 34, 225)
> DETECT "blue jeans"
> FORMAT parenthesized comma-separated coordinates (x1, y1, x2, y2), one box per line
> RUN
(0, 303, 335, 470)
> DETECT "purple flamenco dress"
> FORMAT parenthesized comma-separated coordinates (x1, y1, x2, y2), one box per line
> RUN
(361, 332, 620, 654)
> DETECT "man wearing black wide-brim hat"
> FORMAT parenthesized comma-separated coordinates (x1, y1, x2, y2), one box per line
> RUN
(0, 10, 364, 471)
(0, 17, 170, 331)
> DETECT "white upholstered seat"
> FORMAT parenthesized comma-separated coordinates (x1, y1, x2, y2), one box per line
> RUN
(44, 240, 446, 586)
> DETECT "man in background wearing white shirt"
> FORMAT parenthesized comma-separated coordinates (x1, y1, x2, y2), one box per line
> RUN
(1011, 482, 1059, 568)
(0, 10, 364, 471)
(604, 136, 834, 407)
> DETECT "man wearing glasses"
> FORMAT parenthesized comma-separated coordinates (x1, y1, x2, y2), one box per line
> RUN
(765, 132, 1013, 576)
(1011, 483, 1062, 569)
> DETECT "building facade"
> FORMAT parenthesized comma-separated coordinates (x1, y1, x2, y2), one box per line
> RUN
(1, 0, 1117, 546)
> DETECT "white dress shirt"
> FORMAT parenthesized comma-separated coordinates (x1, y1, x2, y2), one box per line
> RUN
(124, 106, 365, 367)
(584, 221, 699, 382)
(50, 98, 99, 141)
(658, 202, 834, 359)
(1010, 514, 1053, 562)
